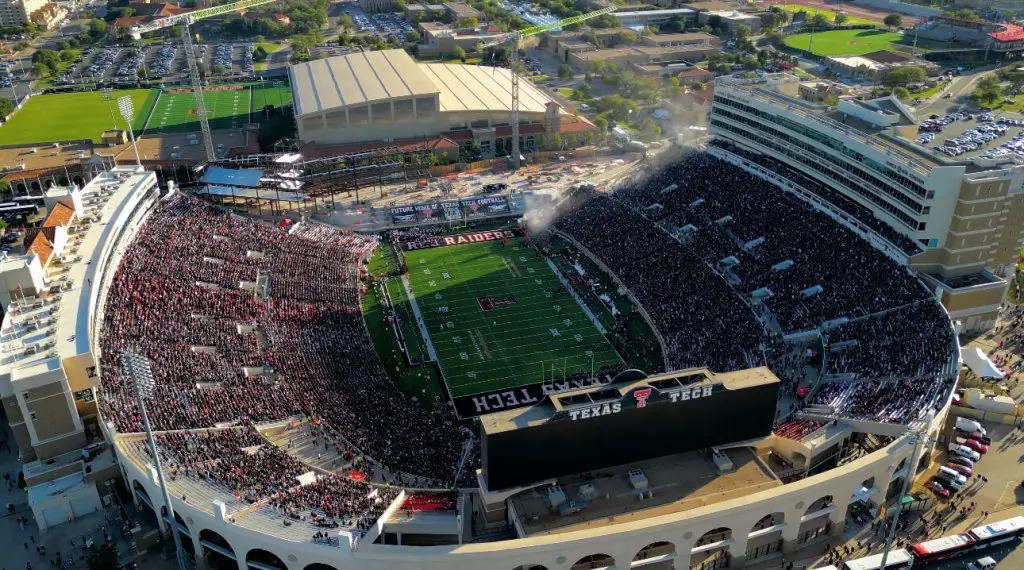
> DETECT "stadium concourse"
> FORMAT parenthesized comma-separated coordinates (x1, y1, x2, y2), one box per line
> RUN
(94, 150, 959, 569)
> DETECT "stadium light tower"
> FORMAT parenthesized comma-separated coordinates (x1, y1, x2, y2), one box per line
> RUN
(117, 95, 143, 168)
(121, 351, 187, 570)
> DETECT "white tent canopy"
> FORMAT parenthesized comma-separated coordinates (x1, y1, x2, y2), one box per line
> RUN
(962, 347, 1003, 379)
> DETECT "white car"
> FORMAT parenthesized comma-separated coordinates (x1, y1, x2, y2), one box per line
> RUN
(967, 556, 997, 570)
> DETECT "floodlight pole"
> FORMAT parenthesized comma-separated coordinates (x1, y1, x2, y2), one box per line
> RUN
(122, 352, 187, 570)
(878, 421, 928, 570)
(118, 96, 142, 168)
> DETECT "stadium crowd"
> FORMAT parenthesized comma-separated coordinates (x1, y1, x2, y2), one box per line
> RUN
(553, 193, 766, 372)
(823, 302, 956, 379)
(549, 151, 957, 424)
(614, 152, 930, 332)
(100, 196, 470, 501)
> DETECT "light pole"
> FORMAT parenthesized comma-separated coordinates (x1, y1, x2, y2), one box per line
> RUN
(121, 351, 188, 570)
(878, 421, 930, 570)
(117, 95, 142, 168)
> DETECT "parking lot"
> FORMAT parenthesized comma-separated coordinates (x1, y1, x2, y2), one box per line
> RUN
(916, 110, 1024, 161)
(333, 3, 413, 42)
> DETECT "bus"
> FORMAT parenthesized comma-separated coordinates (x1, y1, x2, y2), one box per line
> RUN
(909, 533, 976, 563)
(969, 516, 1024, 548)
(842, 549, 915, 570)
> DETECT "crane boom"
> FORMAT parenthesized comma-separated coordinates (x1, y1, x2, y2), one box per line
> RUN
(130, 0, 277, 38)
(130, 0, 280, 162)
(480, 7, 617, 170)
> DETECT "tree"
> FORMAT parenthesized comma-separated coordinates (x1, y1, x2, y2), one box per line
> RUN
(833, 12, 848, 25)
(453, 45, 466, 62)
(0, 178, 11, 197)
(31, 62, 50, 78)
(823, 94, 839, 107)
(810, 14, 830, 28)
(662, 14, 687, 33)
(970, 75, 1003, 108)
(884, 13, 902, 30)
(88, 18, 107, 39)
(338, 14, 353, 29)
(454, 16, 477, 28)
(733, 24, 750, 42)
(595, 94, 637, 122)
(892, 86, 910, 99)
(558, 64, 573, 79)
(0, 97, 13, 118)
(944, 8, 980, 21)
(713, 62, 731, 73)
(882, 66, 925, 88)
(593, 115, 608, 133)
(756, 49, 769, 65)
(590, 14, 619, 28)
(87, 541, 119, 570)
(405, 30, 420, 43)
(550, 132, 563, 150)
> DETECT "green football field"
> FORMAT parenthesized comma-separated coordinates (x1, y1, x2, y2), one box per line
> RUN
(143, 83, 293, 134)
(784, 29, 903, 56)
(144, 86, 251, 133)
(0, 89, 155, 145)
(404, 239, 623, 398)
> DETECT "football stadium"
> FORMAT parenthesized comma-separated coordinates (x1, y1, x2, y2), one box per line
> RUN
(22, 72, 1024, 570)
(1, 144, 967, 570)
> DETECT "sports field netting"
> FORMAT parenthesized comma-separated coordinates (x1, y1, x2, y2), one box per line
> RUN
(143, 86, 251, 134)
(404, 239, 622, 398)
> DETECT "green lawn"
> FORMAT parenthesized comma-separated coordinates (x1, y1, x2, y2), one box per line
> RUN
(404, 238, 622, 398)
(253, 43, 283, 71)
(784, 29, 904, 56)
(779, 3, 879, 26)
(0, 89, 154, 145)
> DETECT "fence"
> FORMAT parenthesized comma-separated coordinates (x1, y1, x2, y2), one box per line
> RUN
(950, 404, 1024, 426)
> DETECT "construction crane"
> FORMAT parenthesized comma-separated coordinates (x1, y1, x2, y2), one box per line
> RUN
(480, 7, 616, 170)
(130, 0, 277, 162)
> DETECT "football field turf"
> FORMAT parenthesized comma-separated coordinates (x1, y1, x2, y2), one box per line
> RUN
(0, 89, 154, 145)
(783, 29, 903, 56)
(404, 239, 623, 398)
(143, 86, 251, 134)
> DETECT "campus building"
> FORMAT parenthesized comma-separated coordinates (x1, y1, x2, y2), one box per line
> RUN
(0, 0, 48, 26)
(288, 49, 598, 156)
(0, 167, 157, 530)
(912, 15, 1024, 53)
(708, 74, 1024, 331)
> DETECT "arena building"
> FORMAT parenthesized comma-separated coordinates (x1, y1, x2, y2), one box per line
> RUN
(708, 73, 1024, 332)
(288, 49, 598, 157)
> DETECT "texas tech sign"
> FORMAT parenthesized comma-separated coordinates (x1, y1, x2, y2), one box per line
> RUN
(562, 384, 718, 422)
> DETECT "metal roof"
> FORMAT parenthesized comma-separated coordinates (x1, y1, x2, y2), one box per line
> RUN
(419, 64, 552, 115)
(289, 50, 554, 117)
(289, 50, 439, 117)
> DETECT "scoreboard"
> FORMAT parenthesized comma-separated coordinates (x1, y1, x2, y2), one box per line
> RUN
(480, 367, 779, 491)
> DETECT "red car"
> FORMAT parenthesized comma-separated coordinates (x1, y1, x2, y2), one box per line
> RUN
(928, 480, 951, 498)
(964, 439, 988, 453)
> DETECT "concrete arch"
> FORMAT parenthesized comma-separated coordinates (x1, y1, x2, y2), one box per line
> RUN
(198, 528, 237, 568)
(246, 548, 289, 570)
(804, 495, 833, 514)
(511, 566, 549, 570)
(633, 541, 675, 564)
(30, 180, 40, 192)
(571, 553, 615, 570)
(690, 527, 733, 570)
(746, 512, 785, 563)
(304, 565, 340, 570)
(15, 183, 26, 194)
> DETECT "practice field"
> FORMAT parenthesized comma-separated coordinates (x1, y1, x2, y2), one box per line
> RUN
(404, 239, 623, 399)
(143, 86, 251, 134)
(783, 29, 903, 56)
(142, 83, 292, 134)
(0, 89, 155, 145)
(779, 4, 879, 26)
